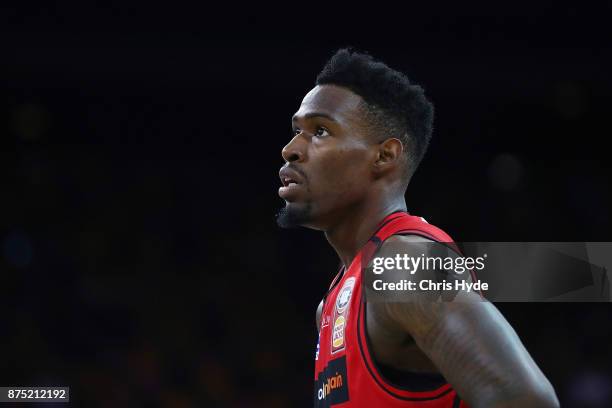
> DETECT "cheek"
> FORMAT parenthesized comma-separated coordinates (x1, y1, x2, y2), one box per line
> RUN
(317, 146, 371, 193)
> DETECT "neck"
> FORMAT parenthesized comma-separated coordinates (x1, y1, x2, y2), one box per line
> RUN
(324, 194, 407, 268)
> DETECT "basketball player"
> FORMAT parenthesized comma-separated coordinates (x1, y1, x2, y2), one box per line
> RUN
(277, 49, 559, 407)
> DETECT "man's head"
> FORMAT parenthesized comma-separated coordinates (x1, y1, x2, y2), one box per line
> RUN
(277, 48, 434, 230)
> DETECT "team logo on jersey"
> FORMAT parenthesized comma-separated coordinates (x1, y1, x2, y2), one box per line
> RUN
(332, 316, 346, 349)
(314, 356, 349, 407)
(335, 278, 355, 314)
(331, 277, 355, 354)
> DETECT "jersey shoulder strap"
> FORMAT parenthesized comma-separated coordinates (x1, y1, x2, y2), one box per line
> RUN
(359, 212, 458, 268)
(374, 212, 454, 243)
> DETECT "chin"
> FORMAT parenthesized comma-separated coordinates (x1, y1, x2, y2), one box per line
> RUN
(276, 201, 314, 229)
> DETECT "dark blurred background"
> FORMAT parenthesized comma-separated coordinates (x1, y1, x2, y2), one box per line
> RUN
(1, 2, 611, 407)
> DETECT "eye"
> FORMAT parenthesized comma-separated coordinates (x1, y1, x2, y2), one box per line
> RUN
(314, 126, 330, 138)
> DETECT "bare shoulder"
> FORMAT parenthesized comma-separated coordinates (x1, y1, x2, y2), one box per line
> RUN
(367, 236, 559, 407)
(371, 233, 468, 287)
(366, 235, 470, 337)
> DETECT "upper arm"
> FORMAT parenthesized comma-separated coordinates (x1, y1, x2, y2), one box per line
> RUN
(368, 236, 559, 407)
(385, 297, 557, 407)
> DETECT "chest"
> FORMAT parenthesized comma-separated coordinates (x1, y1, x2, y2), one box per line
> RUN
(316, 274, 359, 363)
(316, 275, 437, 373)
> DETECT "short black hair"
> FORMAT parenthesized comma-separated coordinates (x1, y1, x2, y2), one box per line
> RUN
(316, 48, 434, 179)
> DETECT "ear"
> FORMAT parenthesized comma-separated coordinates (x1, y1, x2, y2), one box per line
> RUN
(373, 138, 404, 175)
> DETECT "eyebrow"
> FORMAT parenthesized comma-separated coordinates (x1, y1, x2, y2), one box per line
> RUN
(292, 112, 338, 123)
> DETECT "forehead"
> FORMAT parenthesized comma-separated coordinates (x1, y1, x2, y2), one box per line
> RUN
(293, 85, 364, 124)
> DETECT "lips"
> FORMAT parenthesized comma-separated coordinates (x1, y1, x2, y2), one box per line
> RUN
(278, 166, 304, 199)
(279, 167, 303, 186)
(280, 176, 299, 187)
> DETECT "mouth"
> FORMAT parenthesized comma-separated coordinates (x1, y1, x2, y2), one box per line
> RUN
(280, 176, 299, 187)
(279, 167, 304, 199)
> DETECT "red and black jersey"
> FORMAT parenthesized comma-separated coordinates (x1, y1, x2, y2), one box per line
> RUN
(313, 212, 469, 407)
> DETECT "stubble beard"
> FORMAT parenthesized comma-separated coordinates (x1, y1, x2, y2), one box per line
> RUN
(276, 201, 314, 229)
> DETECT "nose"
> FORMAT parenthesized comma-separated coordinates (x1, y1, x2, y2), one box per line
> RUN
(281, 134, 306, 163)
